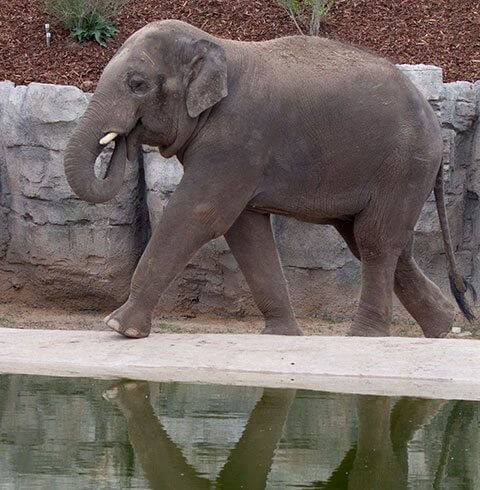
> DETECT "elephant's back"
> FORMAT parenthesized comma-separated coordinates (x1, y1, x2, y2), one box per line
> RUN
(229, 35, 396, 82)
(224, 34, 437, 144)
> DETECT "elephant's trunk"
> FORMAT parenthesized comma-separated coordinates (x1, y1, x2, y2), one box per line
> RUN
(64, 105, 127, 204)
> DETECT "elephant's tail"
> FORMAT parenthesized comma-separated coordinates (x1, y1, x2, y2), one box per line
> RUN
(434, 163, 477, 322)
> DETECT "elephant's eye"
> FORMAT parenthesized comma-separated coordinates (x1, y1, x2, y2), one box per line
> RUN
(157, 74, 166, 90)
(127, 74, 150, 95)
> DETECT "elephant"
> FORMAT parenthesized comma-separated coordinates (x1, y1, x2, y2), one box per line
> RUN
(64, 19, 475, 339)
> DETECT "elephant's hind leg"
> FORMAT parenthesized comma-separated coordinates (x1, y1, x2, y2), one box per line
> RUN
(394, 241, 454, 338)
(336, 223, 455, 338)
(347, 206, 410, 336)
(225, 210, 303, 336)
(335, 219, 400, 336)
(351, 254, 399, 337)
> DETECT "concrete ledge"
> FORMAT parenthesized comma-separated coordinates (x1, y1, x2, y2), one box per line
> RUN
(0, 328, 479, 400)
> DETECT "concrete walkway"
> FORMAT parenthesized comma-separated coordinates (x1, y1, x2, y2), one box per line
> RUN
(0, 328, 479, 400)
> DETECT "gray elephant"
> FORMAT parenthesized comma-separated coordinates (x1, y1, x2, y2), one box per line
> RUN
(64, 20, 475, 339)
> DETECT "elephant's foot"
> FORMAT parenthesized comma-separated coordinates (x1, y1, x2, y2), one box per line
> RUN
(261, 319, 304, 336)
(421, 321, 453, 339)
(104, 300, 152, 339)
(349, 315, 390, 337)
(414, 305, 455, 338)
(349, 304, 391, 337)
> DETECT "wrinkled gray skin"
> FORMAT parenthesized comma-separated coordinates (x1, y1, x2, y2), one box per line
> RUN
(64, 20, 469, 339)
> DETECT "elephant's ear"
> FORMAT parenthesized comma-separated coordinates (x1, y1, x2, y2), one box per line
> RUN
(186, 39, 228, 118)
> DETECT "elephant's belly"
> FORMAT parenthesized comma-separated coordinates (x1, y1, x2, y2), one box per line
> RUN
(247, 183, 367, 224)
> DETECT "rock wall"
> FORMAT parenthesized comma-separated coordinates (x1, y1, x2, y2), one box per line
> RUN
(0, 82, 148, 308)
(0, 65, 479, 319)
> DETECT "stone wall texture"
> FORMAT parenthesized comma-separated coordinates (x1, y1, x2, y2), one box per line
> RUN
(1, 65, 480, 319)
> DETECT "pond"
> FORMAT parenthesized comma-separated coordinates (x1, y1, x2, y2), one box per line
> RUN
(0, 374, 478, 489)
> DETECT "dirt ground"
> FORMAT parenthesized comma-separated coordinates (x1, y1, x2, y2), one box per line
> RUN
(1, 0, 479, 90)
(0, 302, 477, 339)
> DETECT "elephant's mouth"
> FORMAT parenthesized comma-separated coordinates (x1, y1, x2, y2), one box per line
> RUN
(100, 120, 145, 174)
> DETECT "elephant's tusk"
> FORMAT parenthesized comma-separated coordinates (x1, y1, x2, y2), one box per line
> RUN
(99, 132, 119, 145)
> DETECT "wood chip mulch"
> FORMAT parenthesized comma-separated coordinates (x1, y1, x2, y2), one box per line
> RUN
(0, 0, 479, 90)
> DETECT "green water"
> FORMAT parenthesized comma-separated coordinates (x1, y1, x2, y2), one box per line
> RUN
(0, 374, 478, 489)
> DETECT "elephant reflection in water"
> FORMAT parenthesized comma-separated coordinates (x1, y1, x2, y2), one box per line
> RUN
(348, 397, 444, 489)
(104, 381, 295, 490)
(104, 383, 476, 489)
(317, 396, 477, 490)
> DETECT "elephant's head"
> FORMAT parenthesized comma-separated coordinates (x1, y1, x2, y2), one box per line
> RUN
(64, 20, 228, 203)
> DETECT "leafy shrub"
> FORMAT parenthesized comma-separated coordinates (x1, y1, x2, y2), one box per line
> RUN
(43, 0, 126, 46)
(72, 11, 118, 46)
(277, 0, 334, 36)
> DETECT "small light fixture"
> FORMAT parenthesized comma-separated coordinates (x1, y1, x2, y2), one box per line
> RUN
(45, 23, 51, 47)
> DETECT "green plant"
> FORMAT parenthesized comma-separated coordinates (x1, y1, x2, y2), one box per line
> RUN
(72, 11, 118, 47)
(277, 0, 335, 36)
(43, 0, 126, 46)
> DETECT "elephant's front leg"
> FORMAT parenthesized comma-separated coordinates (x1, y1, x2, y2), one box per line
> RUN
(225, 210, 302, 335)
(105, 155, 259, 338)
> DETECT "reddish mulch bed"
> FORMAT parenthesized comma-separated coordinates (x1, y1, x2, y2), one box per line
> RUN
(1, 0, 479, 90)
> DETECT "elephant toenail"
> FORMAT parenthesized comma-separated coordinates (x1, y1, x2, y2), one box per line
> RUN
(106, 319, 121, 332)
(125, 328, 140, 337)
